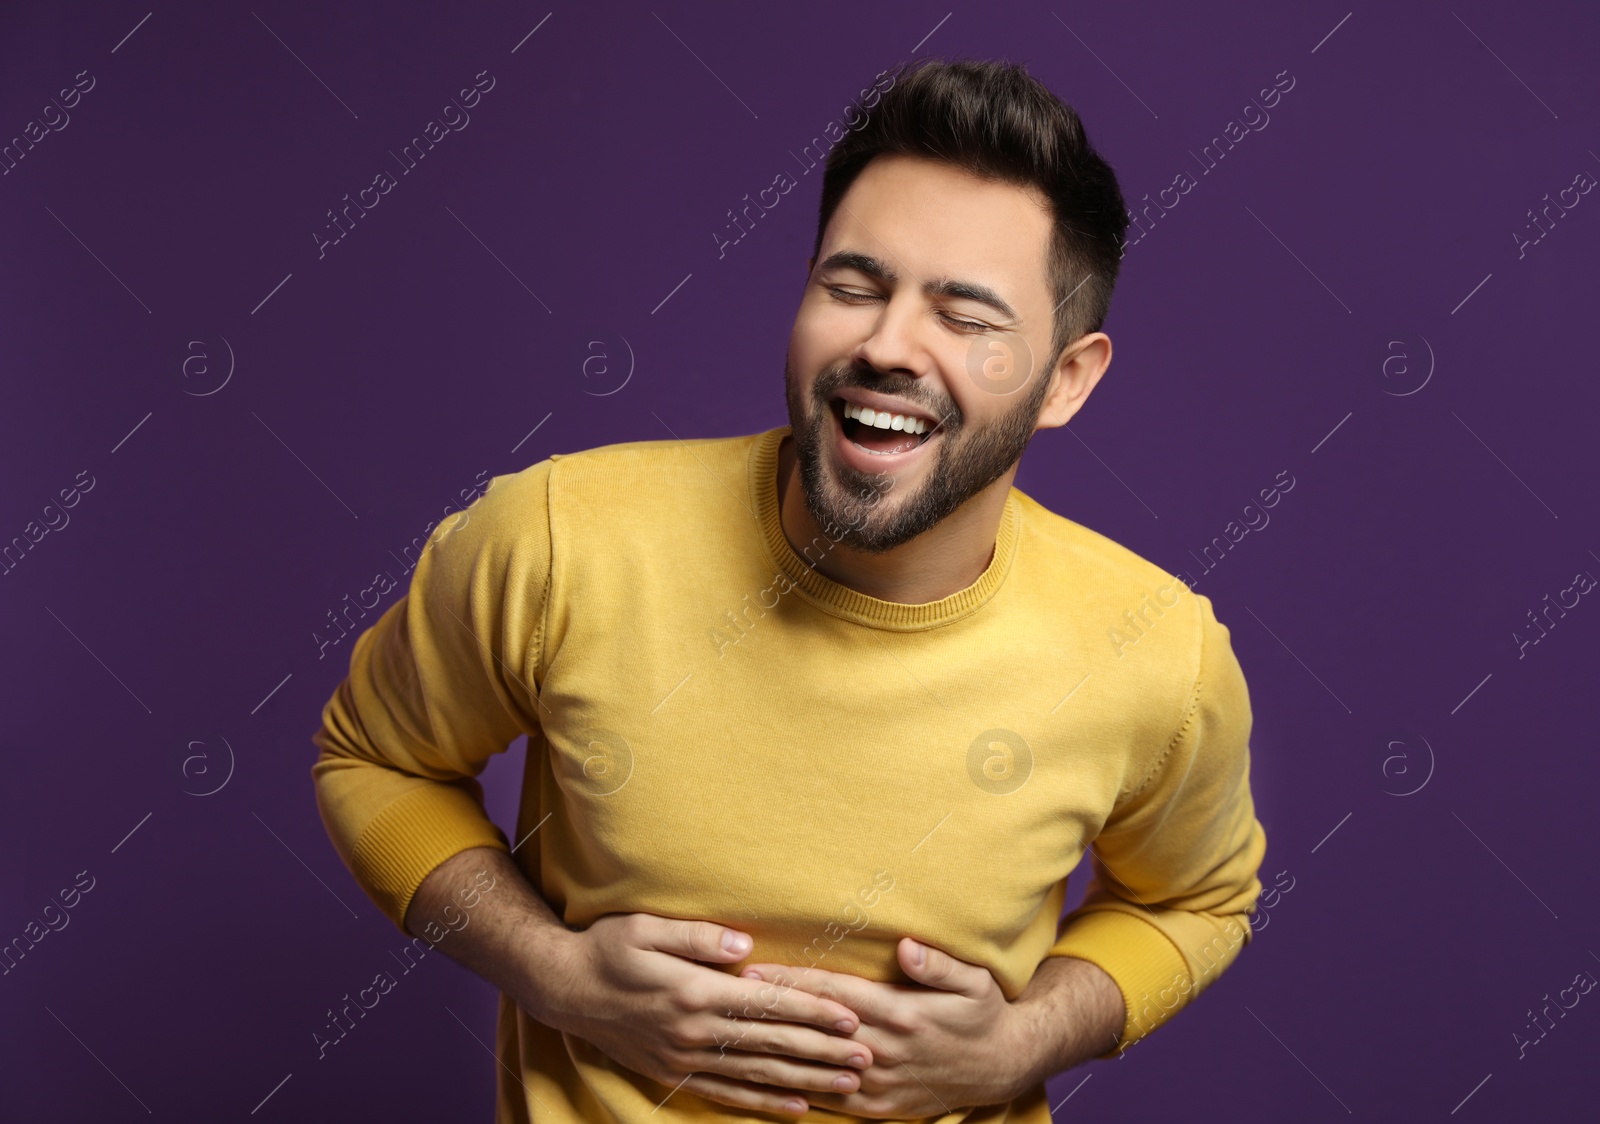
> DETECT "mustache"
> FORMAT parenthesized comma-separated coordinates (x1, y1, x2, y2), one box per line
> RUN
(812, 362, 959, 427)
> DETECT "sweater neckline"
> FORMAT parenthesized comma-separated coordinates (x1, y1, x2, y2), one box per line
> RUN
(747, 426, 1022, 630)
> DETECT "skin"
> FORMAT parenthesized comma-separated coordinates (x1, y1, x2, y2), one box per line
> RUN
(408, 850, 1126, 1119)
(402, 152, 1128, 1117)
(406, 849, 879, 1116)
(779, 151, 1112, 604)
(735, 940, 1124, 1118)
(742, 151, 1125, 1115)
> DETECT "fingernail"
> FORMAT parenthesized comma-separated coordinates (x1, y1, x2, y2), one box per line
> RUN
(722, 931, 750, 954)
(909, 940, 926, 967)
(832, 1074, 855, 1091)
(741, 969, 763, 980)
(783, 1098, 806, 1114)
(848, 1053, 868, 1069)
(835, 1018, 856, 1032)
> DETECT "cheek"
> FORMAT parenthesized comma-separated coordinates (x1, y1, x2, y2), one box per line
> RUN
(790, 315, 855, 380)
(936, 385, 979, 431)
(801, 308, 856, 347)
(789, 308, 832, 362)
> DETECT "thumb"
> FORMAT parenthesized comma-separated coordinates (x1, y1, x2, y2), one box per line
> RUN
(899, 937, 982, 997)
(640, 915, 753, 963)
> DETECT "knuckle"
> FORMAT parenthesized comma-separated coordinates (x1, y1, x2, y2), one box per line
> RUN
(671, 981, 707, 1013)
(693, 921, 723, 957)
(741, 1061, 776, 1086)
(662, 1019, 697, 1050)
(671, 917, 701, 947)
(680, 1076, 729, 1106)
(641, 1053, 682, 1086)
(778, 995, 816, 1022)
(884, 1011, 922, 1037)
(748, 1028, 794, 1058)
(819, 1002, 852, 1028)
(683, 1077, 769, 1114)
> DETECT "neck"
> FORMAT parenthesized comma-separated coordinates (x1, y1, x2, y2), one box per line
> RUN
(776, 433, 1012, 605)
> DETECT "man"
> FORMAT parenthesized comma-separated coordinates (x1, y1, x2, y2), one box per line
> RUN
(311, 56, 1267, 1122)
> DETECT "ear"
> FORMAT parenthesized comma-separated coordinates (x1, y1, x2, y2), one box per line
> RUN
(1035, 332, 1111, 432)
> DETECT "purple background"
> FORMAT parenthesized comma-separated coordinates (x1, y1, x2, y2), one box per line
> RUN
(3, 1, 1597, 1118)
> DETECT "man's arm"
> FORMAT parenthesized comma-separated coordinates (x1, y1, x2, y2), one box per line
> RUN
(309, 466, 549, 933)
(402, 845, 578, 1026)
(311, 466, 874, 1115)
(407, 843, 875, 1114)
(729, 935, 1128, 1114)
(1046, 591, 1268, 1058)
(1007, 955, 1126, 1084)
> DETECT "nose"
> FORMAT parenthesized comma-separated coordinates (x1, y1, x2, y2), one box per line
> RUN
(852, 290, 934, 382)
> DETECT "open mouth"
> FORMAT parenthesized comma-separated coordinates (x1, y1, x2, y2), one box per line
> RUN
(831, 398, 940, 457)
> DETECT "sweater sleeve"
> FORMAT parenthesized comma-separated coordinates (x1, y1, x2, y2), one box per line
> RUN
(1046, 591, 1268, 1057)
(309, 460, 553, 934)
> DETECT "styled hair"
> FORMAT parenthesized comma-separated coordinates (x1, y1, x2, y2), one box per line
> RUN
(812, 57, 1129, 375)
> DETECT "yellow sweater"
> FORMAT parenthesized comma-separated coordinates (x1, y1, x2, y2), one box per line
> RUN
(310, 425, 1267, 1123)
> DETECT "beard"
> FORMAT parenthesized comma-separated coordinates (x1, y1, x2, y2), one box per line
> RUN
(783, 352, 1052, 555)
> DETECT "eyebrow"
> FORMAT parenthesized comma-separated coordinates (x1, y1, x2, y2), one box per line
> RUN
(815, 250, 1021, 323)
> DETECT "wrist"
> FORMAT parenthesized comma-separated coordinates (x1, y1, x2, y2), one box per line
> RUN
(997, 987, 1060, 1099)
(1006, 956, 1126, 1086)
(520, 923, 587, 1032)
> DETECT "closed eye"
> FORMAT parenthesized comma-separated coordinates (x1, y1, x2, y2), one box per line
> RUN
(825, 286, 992, 333)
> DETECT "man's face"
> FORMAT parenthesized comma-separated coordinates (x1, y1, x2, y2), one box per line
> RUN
(785, 153, 1064, 554)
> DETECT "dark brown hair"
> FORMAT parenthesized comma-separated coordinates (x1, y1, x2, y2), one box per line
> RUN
(812, 57, 1129, 375)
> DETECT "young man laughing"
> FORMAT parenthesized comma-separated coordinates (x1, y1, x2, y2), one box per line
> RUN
(311, 56, 1267, 1123)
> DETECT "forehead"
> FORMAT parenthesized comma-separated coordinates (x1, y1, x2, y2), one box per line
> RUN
(820, 153, 1054, 299)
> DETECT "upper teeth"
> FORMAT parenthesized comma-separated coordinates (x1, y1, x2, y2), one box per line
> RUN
(843, 402, 929, 434)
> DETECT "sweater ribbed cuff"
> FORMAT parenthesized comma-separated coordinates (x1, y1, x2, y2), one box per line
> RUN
(348, 782, 510, 933)
(1046, 907, 1196, 1058)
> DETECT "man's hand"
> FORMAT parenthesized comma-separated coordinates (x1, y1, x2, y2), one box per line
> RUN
(407, 850, 1116, 1118)
(737, 938, 1045, 1118)
(541, 913, 878, 1116)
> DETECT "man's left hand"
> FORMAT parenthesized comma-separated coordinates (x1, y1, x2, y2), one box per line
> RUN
(737, 937, 1041, 1118)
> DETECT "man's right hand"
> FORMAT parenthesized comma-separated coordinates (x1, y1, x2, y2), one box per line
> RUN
(540, 912, 876, 1116)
